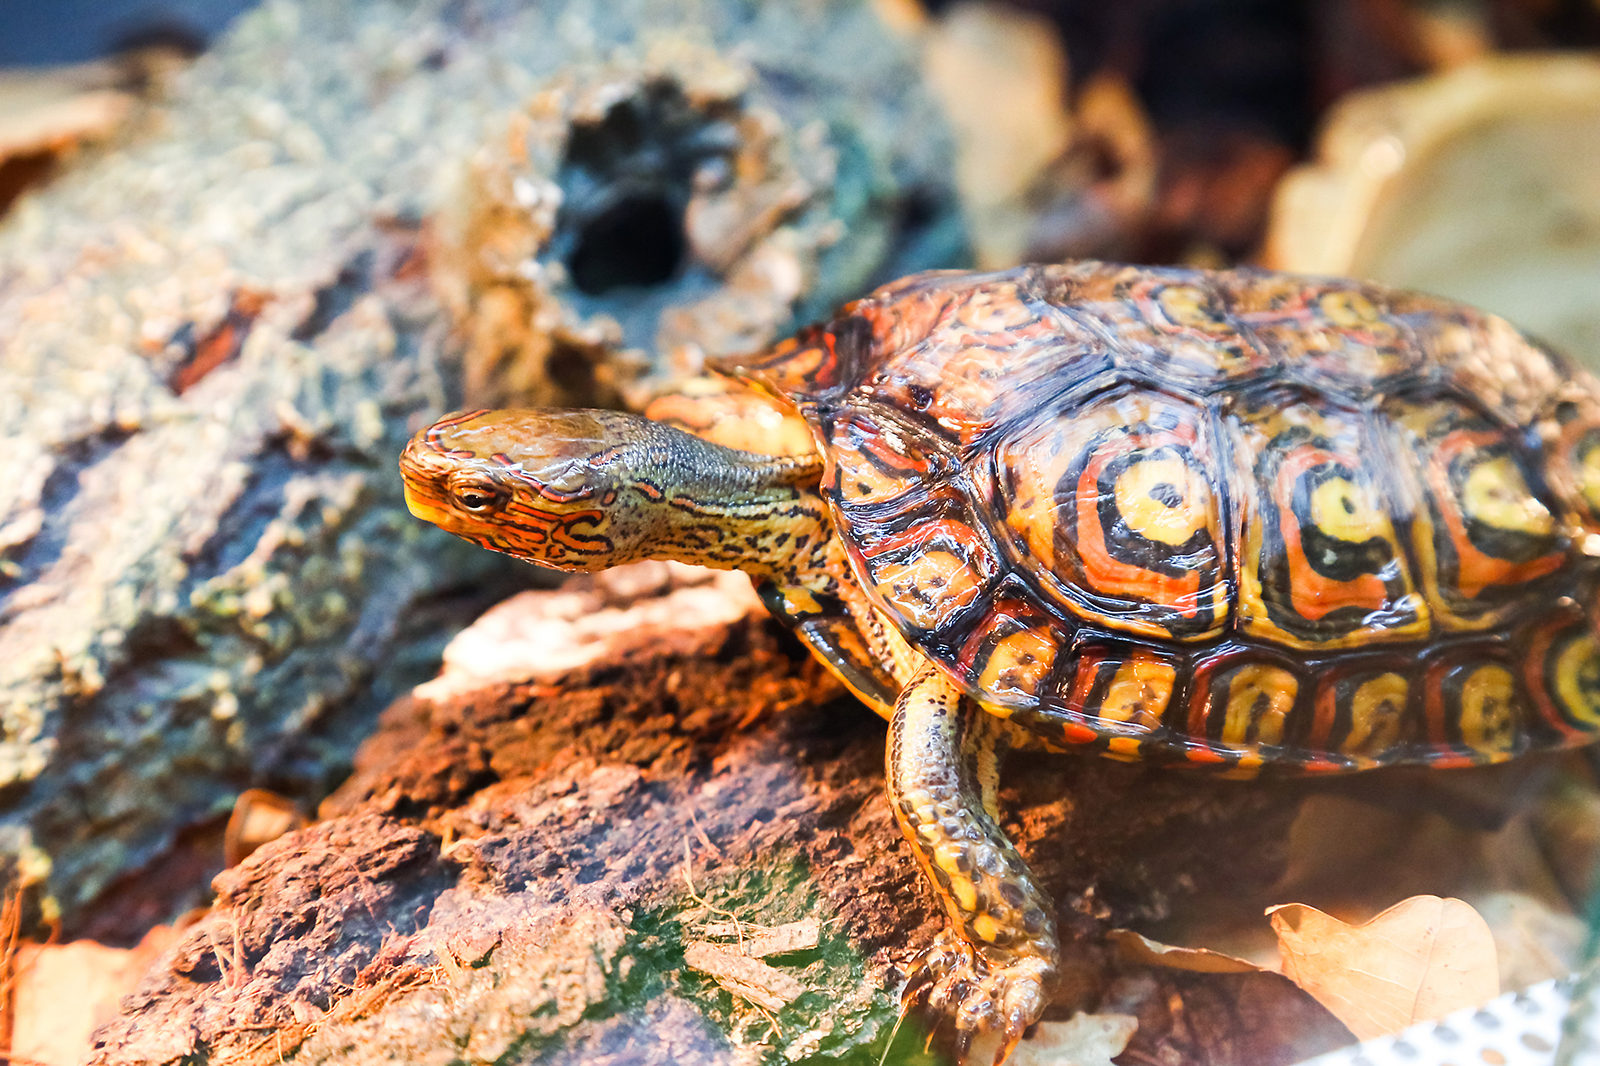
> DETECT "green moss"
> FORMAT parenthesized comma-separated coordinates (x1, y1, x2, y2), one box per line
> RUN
(530, 851, 944, 1065)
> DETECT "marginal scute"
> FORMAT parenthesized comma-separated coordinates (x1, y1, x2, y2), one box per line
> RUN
(1308, 666, 1416, 767)
(1096, 651, 1177, 732)
(1218, 664, 1298, 748)
(975, 627, 1059, 710)
(720, 313, 876, 407)
(1045, 642, 1180, 750)
(826, 407, 935, 510)
(1547, 630, 1600, 727)
(1458, 665, 1520, 757)
(1342, 673, 1411, 757)
(1184, 654, 1303, 774)
(1542, 397, 1600, 538)
(869, 547, 990, 633)
(1524, 610, 1600, 740)
(1423, 650, 1529, 765)
(857, 269, 966, 356)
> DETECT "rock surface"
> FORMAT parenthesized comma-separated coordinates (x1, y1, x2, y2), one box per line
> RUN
(90, 563, 1350, 1066)
(0, 0, 964, 926)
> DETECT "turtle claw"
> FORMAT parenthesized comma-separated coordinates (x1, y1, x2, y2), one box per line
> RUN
(901, 933, 1051, 1065)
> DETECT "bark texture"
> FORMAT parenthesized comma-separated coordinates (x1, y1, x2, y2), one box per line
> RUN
(91, 564, 1350, 1066)
(0, 0, 964, 926)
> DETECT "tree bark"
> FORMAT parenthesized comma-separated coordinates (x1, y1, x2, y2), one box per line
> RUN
(0, 0, 965, 929)
(89, 564, 1350, 1066)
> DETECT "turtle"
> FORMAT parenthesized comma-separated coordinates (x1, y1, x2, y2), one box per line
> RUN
(398, 262, 1600, 1062)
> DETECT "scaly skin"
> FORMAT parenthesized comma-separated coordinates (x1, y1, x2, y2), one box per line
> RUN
(399, 406, 1062, 1063)
(399, 408, 831, 584)
(889, 665, 1058, 1063)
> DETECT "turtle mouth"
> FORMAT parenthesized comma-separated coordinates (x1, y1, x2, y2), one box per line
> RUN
(402, 482, 453, 528)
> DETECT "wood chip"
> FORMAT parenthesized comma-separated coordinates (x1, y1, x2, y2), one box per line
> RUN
(699, 917, 821, 957)
(683, 941, 806, 1012)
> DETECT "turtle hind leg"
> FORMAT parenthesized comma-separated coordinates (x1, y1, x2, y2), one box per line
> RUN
(887, 664, 1059, 1064)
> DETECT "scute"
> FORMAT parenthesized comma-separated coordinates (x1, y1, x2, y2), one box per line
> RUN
(1029, 263, 1276, 387)
(1383, 395, 1568, 630)
(1223, 391, 1428, 649)
(719, 261, 1600, 771)
(995, 389, 1230, 641)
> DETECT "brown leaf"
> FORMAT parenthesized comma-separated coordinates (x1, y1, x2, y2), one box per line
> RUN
(1269, 895, 1499, 1039)
(1108, 928, 1265, 975)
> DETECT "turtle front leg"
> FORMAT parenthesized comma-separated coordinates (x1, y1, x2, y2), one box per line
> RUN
(887, 664, 1058, 1064)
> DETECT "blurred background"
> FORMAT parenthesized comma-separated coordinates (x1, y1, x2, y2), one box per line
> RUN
(8, 0, 1599, 353)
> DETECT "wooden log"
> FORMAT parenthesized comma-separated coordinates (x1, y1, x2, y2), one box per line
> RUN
(0, 0, 965, 928)
(89, 564, 1348, 1065)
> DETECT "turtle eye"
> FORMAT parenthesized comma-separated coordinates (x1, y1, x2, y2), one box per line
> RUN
(451, 481, 503, 514)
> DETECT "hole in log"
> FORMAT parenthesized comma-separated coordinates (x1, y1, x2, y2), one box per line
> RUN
(566, 192, 685, 294)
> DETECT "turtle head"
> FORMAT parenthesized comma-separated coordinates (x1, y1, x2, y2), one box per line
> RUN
(399, 408, 682, 571)
(400, 407, 822, 576)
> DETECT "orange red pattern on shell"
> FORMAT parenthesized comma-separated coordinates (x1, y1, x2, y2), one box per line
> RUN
(995, 390, 1229, 641)
(1384, 396, 1568, 630)
(1522, 605, 1600, 743)
(1224, 393, 1428, 649)
(718, 262, 1600, 771)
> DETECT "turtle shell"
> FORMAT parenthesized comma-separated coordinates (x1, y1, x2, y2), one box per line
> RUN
(724, 263, 1600, 776)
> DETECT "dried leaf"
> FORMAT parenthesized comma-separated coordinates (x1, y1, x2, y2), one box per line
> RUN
(970, 1012, 1138, 1066)
(1108, 928, 1265, 975)
(683, 941, 805, 1012)
(224, 787, 308, 867)
(11, 926, 183, 1066)
(1269, 895, 1499, 1039)
(700, 917, 821, 957)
